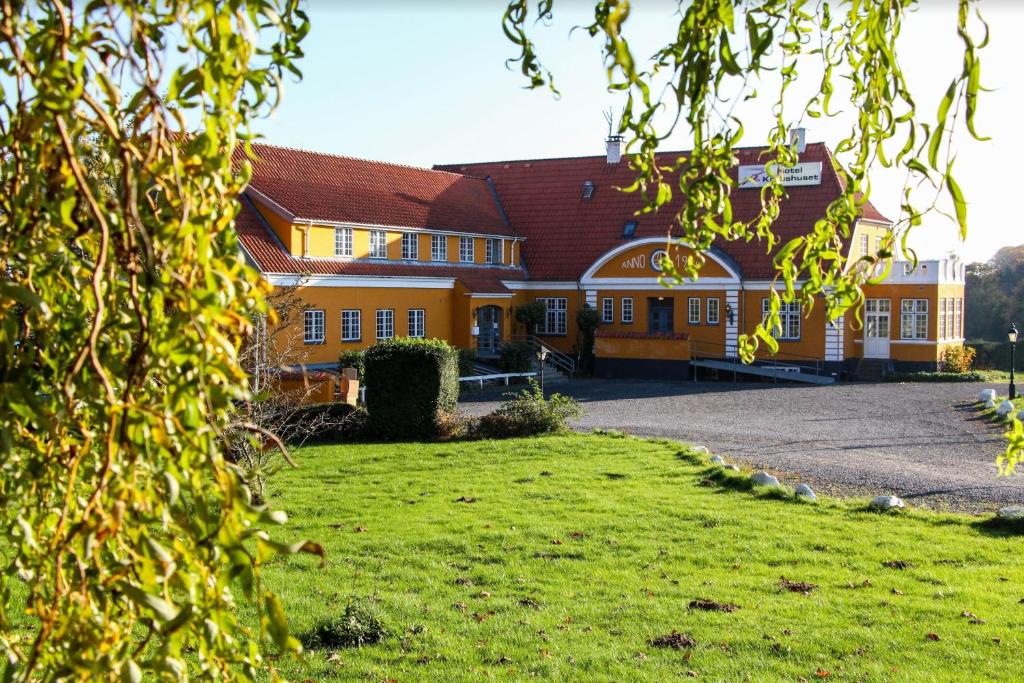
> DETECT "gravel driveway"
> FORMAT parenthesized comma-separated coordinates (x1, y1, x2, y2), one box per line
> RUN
(460, 379, 1021, 512)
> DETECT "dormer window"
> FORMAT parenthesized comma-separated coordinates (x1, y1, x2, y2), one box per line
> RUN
(581, 181, 595, 200)
(622, 220, 638, 238)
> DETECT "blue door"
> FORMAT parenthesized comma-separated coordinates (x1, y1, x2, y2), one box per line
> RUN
(648, 299, 674, 333)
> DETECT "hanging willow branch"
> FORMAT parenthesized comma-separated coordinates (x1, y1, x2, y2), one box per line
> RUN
(0, 1, 318, 678)
(502, 0, 1018, 469)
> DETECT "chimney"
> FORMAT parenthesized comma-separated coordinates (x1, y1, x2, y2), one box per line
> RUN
(790, 127, 807, 154)
(606, 134, 623, 164)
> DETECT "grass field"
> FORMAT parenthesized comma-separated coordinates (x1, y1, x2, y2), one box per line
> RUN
(260, 434, 1024, 681)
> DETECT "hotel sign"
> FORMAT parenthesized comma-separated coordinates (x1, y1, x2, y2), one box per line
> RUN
(738, 161, 822, 188)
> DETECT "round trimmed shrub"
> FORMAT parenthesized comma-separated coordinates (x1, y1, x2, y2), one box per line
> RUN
(363, 337, 459, 440)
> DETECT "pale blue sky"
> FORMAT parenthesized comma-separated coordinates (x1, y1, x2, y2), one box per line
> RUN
(251, 1, 1023, 264)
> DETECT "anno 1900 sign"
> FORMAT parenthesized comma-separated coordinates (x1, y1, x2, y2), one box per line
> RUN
(738, 162, 823, 188)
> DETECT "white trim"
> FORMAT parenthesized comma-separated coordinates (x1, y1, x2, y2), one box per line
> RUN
(585, 276, 738, 287)
(503, 281, 579, 291)
(466, 293, 514, 299)
(265, 274, 455, 289)
(579, 237, 742, 283)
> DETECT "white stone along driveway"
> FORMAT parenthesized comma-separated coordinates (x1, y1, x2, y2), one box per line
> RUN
(460, 379, 1021, 512)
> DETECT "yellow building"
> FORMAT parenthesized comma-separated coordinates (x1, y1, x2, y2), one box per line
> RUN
(236, 140, 964, 385)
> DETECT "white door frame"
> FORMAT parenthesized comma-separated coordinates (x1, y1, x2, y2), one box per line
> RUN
(864, 298, 891, 359)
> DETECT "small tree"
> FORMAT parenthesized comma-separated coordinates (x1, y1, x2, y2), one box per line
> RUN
(364, 337, 459, 440)
(515, 300, 547, 335)
(230, 281, 355, 503)
(575, 306, 602, 375)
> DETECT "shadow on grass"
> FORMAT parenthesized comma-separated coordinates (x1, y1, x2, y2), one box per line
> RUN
(971, 517, 1024, 538)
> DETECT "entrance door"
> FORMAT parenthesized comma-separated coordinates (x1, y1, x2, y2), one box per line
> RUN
(648, 298, 674, 334)
(476, 306, 502, 356)
(864, 298, 891, 358)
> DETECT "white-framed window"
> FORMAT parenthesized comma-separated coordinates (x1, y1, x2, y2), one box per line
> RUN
(875, 236, 883, 254)
(688, 298, 701, 324)
(340, 309, 361, 342)
(860, 234, 869, 257)
(376, 309, 394, 340)
(401, 233, 418, 260)
(303, 309, 325, 344)
(955, 298, 963, 338)
(601, 297, 614, 323)
(408, 308, 425, 338)
(937, 299, 946, 342)
(335, 227, 353, 257)
(459, 236, 474, 263)
(485, 238, 502, 265)
(762, 298, 801, 340)
(900, 299, 928, 340)
(537, 297, 567, 336)
(431, 234, 447, 261)
(621, 297, 633, 324)
(706, 297, 720, 325)
(369, 230, 387, 259)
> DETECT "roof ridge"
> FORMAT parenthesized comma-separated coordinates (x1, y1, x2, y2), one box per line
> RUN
(248, 141, 487, 181)
(437, 141, 828, 168)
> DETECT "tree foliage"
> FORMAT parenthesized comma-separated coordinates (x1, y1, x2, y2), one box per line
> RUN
(965, 245, 1024, 341)
(502, 1, 1017, 467)
(503, 0, 986, 351)
(0, 0, 315, 678)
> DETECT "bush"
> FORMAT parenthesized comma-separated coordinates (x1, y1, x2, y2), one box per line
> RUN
(575, 305, 601, 375)
(473, 380, 582, 438)
(514, 300, 547, 334)
(967, 341, 1024, 371)
(287, 402, 368, 443)
(299, 600, 388, 649)
(886, 371, 989, 383)
(941, 344, 976, 373)
(500, 341, 535, 373)
(363, 337, 459, 440)
(338, 349, 366, 380)
(458, 347, 478, 376)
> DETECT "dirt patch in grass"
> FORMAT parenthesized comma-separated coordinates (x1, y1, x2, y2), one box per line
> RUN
(779, 576, 817, 594)
(688, 598, 739, 612)
(649, 631, 697, 649)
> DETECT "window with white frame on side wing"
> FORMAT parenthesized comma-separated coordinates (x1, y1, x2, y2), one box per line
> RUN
(431, 234, 447, 261)
(408, 308, 425, 337)
(537, 297, 567, 335)
(376, 309, 394, 340)
(621, 297, 633, 323)
(340, 309, 360, 341)
(304, 309, 325, 344)
(369, 230, 387, 259)
(459, 236, 474, 262)
(401, 232, 418, 260)
(335, 226, 353, 257)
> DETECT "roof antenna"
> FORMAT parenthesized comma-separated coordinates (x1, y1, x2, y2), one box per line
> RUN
(604, 108, 623, 164)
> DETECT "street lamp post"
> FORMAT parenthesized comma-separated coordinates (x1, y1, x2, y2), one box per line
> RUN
(1009, 323, 1019, 400)
(537, 347, 549, 395)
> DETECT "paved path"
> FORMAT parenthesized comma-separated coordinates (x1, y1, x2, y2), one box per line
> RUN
(460, 379, 1022, 512)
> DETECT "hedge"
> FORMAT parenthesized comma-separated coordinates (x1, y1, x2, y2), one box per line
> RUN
(363, 337, 459, 440)
(500, 341, 534, 373)
(966, 342, 1024, 371)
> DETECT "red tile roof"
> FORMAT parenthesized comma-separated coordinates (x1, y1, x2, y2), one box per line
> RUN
(437, 142, 891, 280)
(235, 197, 523, 295)
(240, 143, 515, 237)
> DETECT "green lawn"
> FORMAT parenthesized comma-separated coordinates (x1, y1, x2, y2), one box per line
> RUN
(262, 434, 1024, 681)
